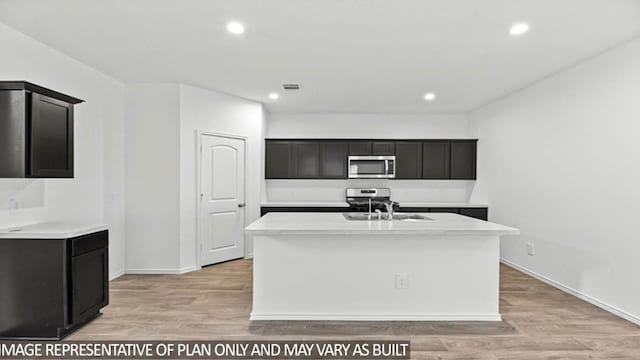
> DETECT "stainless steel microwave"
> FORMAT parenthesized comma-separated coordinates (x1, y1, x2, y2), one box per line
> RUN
(348, 156, 396, 178)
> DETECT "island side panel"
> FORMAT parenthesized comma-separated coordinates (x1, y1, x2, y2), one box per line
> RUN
(251, 234, 500, 321)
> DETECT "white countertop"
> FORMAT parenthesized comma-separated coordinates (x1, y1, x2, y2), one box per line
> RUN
(246, 212, 518, 236)
(261, 201, 489, 208)
(0, 222, 108, 239)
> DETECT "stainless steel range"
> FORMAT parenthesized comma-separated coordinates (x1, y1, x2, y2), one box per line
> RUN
(346, 187, 393, 212)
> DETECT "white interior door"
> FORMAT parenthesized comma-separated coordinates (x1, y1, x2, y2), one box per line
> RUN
(199, 134, 246, 266)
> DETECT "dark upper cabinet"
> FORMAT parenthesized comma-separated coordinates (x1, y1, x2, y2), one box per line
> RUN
(30, 94, 74, 177)
(395, 141, 422, 179)
(422, 141, 450, 179)
(0, 81, 82, 178)
(349, 141, 372, 156)
(349, 141, 394, 156)
(450, 140, 477, 180)
(266, 138, 477, 180)
(292, 141, 320, 178)
(265, 140, 292, 179)
(371, 141, 395, 155)
(320, 141, 347, 178)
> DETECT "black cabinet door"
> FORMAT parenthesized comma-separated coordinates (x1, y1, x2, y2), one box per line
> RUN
(265, 141, 292, 179)
(71, 246, 108, 326)
(292, 141, 320, 178)
(422, 141, 450, 179)
(459, 208, 488, 221)
(320, 141, 347, 178)
(395, 141, 422, 179)
(450, 140, 477, 180)
(29, 93, 74, 178)
(429, 207, 459, 214)
(371, 141, 395, 155)
(349, 141, 372, 156)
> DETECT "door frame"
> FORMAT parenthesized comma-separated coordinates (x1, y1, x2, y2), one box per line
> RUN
(196, 130, 248, 268)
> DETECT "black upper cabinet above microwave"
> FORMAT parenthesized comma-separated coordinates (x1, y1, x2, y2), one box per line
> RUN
(0, 81, 83, 178)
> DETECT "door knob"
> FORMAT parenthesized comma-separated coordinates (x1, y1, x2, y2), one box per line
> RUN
(238, 203, 246, 208)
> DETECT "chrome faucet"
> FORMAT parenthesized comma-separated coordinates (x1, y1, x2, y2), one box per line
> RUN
(375, 209, 383, 220)
(384, 201, 398, 220)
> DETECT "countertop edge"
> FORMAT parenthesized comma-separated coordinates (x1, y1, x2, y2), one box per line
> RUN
(246, 229, 520, 236)
(0, 224, 108, 239)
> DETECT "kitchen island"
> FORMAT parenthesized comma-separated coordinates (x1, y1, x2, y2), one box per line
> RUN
(245, 212, 519, 321)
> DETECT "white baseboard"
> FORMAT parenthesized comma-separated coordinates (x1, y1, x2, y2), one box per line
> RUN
(250, 312, 502, 322)
(244, 253, 254, 259)
(125, 265, 199, 275)
(500, 258, 640, 326)
(109, 270, 125, 281)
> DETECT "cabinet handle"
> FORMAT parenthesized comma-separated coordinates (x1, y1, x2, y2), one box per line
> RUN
(238, 203, 246, 208)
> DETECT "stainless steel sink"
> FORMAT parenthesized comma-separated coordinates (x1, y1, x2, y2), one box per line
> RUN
(343, 212, 433, 221)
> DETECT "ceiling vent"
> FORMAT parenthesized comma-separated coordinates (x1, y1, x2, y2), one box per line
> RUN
(282, 83, 301, 91)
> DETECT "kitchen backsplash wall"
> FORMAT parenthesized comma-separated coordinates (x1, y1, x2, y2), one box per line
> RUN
(266, 179, 475, 203)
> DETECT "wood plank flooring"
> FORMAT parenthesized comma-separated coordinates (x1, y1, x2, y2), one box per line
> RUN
(68, 260, 640, 359)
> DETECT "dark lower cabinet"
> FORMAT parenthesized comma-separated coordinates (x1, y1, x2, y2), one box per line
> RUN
(459, 207, 488, 221)
(261, 206, 488, 221)
(320, 141, 347, 178)
(261, 206, 350, 216)
(0, 230, 108, 340)
(422, 141, 450, 179)
(0, 81, 82, 178)
(395, 141, 422, 179)
(428, 207, 459, 214)
(450, 140, 477, 180)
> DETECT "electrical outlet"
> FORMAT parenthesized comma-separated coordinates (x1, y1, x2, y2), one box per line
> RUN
(9, 198, 22, 214)
(526, 242, 535, 256)
(395, 273, 409, 289)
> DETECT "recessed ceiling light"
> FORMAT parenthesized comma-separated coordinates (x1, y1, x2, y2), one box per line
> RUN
(269, 93, 279, 100)
(227, 21, 245, 35)
(424, 93, 436, 101)
(509, 23, 530, 36)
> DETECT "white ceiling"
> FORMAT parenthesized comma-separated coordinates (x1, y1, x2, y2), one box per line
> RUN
(1, 0, 639, 113)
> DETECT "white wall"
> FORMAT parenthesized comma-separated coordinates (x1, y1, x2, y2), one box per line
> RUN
(470, 37, 640, 323)
(266, 113, 476, 204)
(0, 22, 126, 279)
(268, 113, 471, 139)
(124, 84, 265, 272)
(124, 84, 181, 273)
(179, 84, 266, 265)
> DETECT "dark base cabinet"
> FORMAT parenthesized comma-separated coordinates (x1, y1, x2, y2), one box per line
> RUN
(261, 207, 488, 221)
(0, 230, 108, 340)
(261, 206, 351, 217)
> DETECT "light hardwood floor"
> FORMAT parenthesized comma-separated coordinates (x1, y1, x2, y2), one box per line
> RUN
(69, 260, 640, 359)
